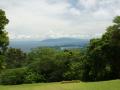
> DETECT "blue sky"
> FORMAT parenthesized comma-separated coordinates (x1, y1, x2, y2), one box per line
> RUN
(0, 0, 120, 40)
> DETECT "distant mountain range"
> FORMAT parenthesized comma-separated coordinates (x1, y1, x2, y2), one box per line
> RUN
(9, 38, 90, 51)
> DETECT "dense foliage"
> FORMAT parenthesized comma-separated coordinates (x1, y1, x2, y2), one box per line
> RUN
(5, 48, 27, 69)
(0, 68, 26, 85)
(0, 9, 9, 72)
(0, 9, 120, 85)
(82, 16, 120, 81)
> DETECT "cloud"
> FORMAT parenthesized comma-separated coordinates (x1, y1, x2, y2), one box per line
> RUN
(9, 30, 102, 41)
(69, 8, 81, 16)
(0, 0, 120, 40)
(93, 8, 110, 19)
(78, 0, 97, 9)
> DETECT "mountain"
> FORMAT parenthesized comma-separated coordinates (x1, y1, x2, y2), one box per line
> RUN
(9, 38, 90, 51)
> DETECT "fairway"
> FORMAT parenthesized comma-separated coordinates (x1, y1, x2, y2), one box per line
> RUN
(0, 80, 120, 90)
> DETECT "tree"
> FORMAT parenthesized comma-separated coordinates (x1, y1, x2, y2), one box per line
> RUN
(0, 9, 9, 54)
(101, 16, 120, 79)
(27, 47, 59, 82)
(83, 16, 120, 81)
(84, 39, 108, 81)
(5, 48, 27, 69)
(0, 9, 9, 71)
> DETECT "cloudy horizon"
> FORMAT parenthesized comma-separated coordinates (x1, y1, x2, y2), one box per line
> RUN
(0, 0, 120, 40)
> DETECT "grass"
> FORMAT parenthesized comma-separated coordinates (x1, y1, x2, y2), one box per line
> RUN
(0, 80, 120, 90)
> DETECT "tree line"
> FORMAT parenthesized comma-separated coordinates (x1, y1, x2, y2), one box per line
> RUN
(0, 9, 120, 85)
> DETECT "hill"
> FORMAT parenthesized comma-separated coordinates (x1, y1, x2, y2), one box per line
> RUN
(9, 38, 89, 51)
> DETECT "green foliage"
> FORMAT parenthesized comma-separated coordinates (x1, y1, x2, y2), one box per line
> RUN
(113, 16, 120, 24)
(0, 9, 9, 72)
(24, 70, 45, 83)
(5, 48, 27, 69)
(27, 48, 85, 82)
(28, 53, 59, 82)
(83, 16, 120, 81)
(27, 47, 56, 64)
(0, 55, 5, 70)
(0, 9, 9, 30)
(0, 68, 26, 85)
(63, 62, 83, 80)
(0, 9, 9, 54)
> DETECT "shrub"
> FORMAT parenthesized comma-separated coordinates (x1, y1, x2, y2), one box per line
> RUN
(24, 70, 46, 83)
(0, 68, 26, 85)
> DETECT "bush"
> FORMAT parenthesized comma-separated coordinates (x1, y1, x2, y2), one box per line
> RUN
(27, 59, 58, 82)
(0, 68, 26, 85)
(24, 70, 46, 83)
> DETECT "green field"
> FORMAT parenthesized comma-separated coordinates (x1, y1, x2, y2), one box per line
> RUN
(0, 80, 120, 90)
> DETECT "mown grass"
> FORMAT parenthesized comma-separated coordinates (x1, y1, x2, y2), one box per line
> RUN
(0, 80, 120, 90)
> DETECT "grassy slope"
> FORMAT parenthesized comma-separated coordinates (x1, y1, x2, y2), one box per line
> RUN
(0, 80, 120, 90)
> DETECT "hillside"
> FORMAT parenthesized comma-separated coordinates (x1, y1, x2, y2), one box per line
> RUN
(9, 38, 89, 51)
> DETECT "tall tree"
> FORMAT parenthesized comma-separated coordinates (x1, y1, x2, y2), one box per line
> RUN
(84, 16, 120, 81)
(0, 9, 9, 54)
(0, 9, 9, 71)
(101, 16, 120, 79)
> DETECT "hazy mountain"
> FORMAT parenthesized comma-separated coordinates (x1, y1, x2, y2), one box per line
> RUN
(9, 38, 89, 51)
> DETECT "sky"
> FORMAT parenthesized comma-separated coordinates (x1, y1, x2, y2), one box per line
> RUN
(0, 0, 120, 41)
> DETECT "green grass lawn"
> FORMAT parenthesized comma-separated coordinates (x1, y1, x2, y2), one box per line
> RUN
(0, 80, 120, 90)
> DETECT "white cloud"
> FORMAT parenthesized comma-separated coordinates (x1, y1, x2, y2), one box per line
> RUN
(78, 0, 97, 9)
(69, 8, 81, 16)
(1, 0, 120, 40)
(93, 8, 111, 19)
